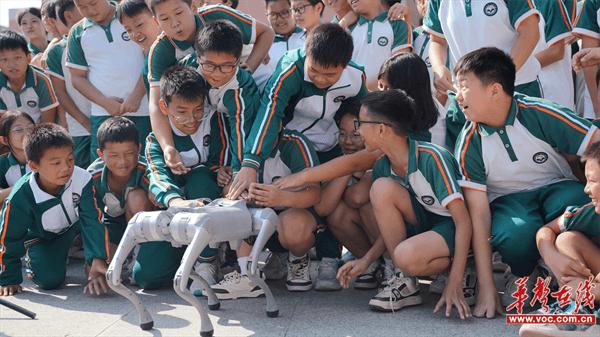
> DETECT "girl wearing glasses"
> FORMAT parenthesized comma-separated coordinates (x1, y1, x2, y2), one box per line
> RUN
(274, 90, 473, 319)
(0, 110, 35, 203)
(291, 0, 324, 32)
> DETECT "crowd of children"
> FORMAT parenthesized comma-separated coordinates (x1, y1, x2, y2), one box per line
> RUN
(0, 0, 599, 336)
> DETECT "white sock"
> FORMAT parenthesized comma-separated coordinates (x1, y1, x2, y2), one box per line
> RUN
(289, 253, 304, 262)
(384, 258, 394, 268)
(238, 256, 249, 276)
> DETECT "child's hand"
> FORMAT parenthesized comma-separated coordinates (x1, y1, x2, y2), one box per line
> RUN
(248, 183, 282, 208)
(164, 146, 190, 175)
(217, 167, 233, 187)
(168, 198, 203, 208)
(547, 251, 593, 283)
(433, 66, 455, 95)
(387, 2, 410, 23)
(273, 171, 306, 190)
(119, 93, 143, 115)
(227, 167, 257, 200)
(84, 259, 109, 296)
(336, 258, 369, 289)
(0, 284, 23, 296)
(434, 276, 472, 320)
(104, 97, 124, 116)
(473, 286, 503, 319)
(573, 47, 600, 72)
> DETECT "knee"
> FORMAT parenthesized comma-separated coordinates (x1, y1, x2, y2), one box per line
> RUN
(132, 264, 167, 290)
(125, 189, 151, 215)
(277, 210, 315, 249)
(393, 242, 422, 277)
(34, 272, 66, 290)
(370, 178, 408, 207)
(555, 231, 586, 253)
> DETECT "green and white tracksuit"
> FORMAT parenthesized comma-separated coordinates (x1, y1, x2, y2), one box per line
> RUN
(372, 139, 462, 254)
(244, 48, 367, 170)
(88, 157, 149, 245)
(180, 55, 259, 173)
(559, 203, 600, 241)
(134, 110, 228, 289)
(0, 153, 29, 188)
(46, 36, 92, 168)
(455, 93, 596, 276)
(0, 65, 58, 122)
(147, 4, 257, 87)
(0, 168, 108, 289)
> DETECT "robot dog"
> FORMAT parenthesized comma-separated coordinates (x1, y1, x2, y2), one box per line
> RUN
(105, 198, 280, 337)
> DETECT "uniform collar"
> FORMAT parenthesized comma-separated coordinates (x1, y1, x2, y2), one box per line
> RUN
(81, 3, 117, 29)
(6, 153, 23, 167)
(29, 172, 70, 204)
(357, 11, 388, 25)
(27, 42, 41, 55)
(274, 26, 304, 42)
(478, 98, 518, 137)
(0, 65, 37, 91)
(99, 159, 141, 195)
(391, 138, 418, 178)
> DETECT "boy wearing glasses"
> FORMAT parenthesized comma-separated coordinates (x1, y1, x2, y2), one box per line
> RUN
(133, 65, 228, 289)
(181, 20, 259, 187)
(146, 0, 273, 177)
(252, 0, 307, 91)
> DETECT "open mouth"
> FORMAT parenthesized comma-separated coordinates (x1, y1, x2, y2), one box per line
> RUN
(136, 35, 146, 43)
(350, 0, 359, 5)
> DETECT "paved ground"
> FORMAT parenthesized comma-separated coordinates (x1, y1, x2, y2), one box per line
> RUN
(0, 261, 520, 337)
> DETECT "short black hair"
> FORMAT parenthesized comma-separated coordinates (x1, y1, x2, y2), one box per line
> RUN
(360, 89, 418, 136)
(305, 23, 353, 68)
(265, 0, 290, 4)
(55, 0, 77, 26)
(0, 30, 29, 55)
(296, 0, 324, 15)
(146, 0, 191, 14)
(0, 110, 35, 139)
(584, 141, 600, 165)
(454, 47, 516, 96)
(118, 0, 152, 23)
(41, 0, 59, 20)
(195, 20, 243, 59)
(160, 65, 208, 105)
(336, 101, 360, 123)
(378, 53, 438, 131)
(25, 123, 73, 163)
(96, 117, 139, 150)
(17, 8, 42, 26)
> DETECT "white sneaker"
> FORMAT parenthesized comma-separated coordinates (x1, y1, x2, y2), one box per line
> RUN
(286, 254, 312, 291)
(209, 271, 264, 300)
(315, 258, 342, 291)
(369, 271, 423, 312)
(191, 259, 218, 296)
(354, 261, 378, 290)
(431, 257, 477, 306)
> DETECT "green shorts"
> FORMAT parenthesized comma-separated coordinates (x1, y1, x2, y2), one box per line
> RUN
(409, 194, 456, 255)
(105, 215, 127, 245)
(490, 180, 589, 276)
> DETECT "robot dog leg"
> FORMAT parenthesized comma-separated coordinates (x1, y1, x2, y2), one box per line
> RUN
(105, 210, 174, 330)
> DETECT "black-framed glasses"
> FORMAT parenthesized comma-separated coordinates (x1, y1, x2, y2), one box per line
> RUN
(354, 119, 390, 130)
(291, 3, 312, 14)
(266, 9, 292, 20)
(198, 60, 239, 74)
(338, 131, 363, 142)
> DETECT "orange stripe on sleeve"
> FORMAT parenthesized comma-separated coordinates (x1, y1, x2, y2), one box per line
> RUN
(418, 148, 453, 195)
(233, 89, 242, 161)
(201, 7, 253, 25)
(0, 202, 11, 268)
(217, 113, 227, 166)
(573, 0, 586, 27)
(145, 137, 170, 190)
(283, 135, 310, 168)
(37, 71, 57, 103)
(518, 103, 587, 135)
(256, 65, 297, 154)
(460, 125, 476, 181)
(556, 0, 571, 29)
